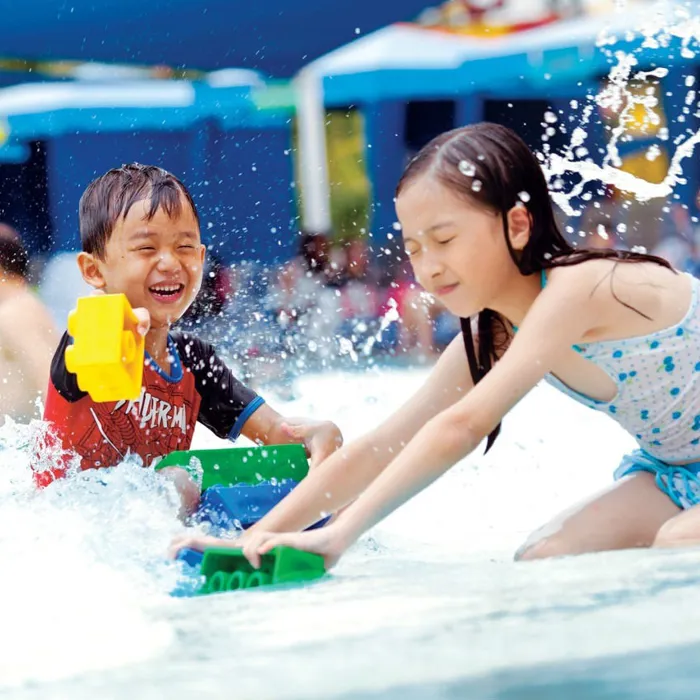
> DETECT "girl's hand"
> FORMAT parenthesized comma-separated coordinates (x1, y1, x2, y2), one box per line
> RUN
(242, 524, 349, 571)
(281, 419, 343, 468)
(168, 533, 238, 559)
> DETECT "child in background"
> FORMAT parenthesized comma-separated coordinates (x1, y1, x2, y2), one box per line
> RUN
(0, 224, 57, 424)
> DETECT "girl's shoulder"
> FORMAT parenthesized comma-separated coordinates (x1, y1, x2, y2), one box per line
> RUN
(546, 256, 679, 296)
(542, 257, 620, 308)
(545, 255, 694, 341)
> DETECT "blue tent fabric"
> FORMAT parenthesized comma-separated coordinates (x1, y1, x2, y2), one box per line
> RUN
(312, 8, 700, 107)
(0, 81, 298, 265)
(0, 0, 433, 78)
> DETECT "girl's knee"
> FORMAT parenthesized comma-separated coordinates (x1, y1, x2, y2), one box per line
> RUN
(653, 515, 700, 548)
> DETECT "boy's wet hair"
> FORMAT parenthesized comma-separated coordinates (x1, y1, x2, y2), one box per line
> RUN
(397, 122, 673, 452)
(79, 163, 199, 259)
(0, 223, 29, 279)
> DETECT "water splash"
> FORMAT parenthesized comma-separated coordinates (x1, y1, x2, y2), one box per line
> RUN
(360, 298, 401, 357)
(542, 1, 700, 217)
(0, 421, 183, 688)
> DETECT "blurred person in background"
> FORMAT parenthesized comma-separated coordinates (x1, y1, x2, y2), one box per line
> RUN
(579, 199, 621, 251)
(335, 238, 383, 348)
(385, 259, 447, 360)
(0, 224, 58, 424)
(652, 191, 700, 274)
(267, 229, 341, 362)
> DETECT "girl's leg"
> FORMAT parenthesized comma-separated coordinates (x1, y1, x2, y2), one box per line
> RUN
(516, 471, 680, 561)
(653, 503, 700, 548)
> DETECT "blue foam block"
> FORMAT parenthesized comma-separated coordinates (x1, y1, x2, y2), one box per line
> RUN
(195, 481, 331, 533)
(197, 481, 298, 531)
(175, 547, 205, 568)
(171, 547, 206, 597)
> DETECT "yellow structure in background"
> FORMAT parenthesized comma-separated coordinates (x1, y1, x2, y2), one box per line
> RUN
(65, 294, 144, 402)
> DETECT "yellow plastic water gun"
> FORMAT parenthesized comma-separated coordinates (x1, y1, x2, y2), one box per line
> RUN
(64, 294, 144, 402)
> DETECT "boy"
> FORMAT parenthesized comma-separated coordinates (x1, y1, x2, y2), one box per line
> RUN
(0, 224, 58, 424)
(36, 164, 342, 513)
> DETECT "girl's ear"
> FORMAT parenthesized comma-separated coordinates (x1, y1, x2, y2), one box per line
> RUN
(76, 252, 107, 291)
(506, 204, 532, 251)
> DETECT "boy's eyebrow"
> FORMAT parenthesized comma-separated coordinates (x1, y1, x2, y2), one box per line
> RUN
(128, 229, 199, 240)
(128, 230, 156, 240)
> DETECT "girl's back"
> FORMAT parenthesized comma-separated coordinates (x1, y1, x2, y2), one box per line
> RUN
(536, 259, 700, 465)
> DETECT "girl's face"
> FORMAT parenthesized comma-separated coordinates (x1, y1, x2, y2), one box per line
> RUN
(396, 175, 520, 318)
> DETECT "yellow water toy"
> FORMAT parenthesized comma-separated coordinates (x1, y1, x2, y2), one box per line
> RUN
(64, 294, 144, 402)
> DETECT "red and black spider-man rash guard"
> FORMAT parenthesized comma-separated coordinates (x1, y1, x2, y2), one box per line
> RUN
(36, 331, 264, 487)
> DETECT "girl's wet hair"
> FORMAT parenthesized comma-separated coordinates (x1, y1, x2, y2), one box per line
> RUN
(396, 122, 673, 452)
(79, 163, 199, 259)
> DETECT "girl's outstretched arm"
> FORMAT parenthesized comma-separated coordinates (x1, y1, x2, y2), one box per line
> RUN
(251, 269, 602, 568)
(170, 333, 474, 556)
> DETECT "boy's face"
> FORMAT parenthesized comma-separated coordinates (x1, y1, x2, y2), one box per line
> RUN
(79, 194, 206, 329)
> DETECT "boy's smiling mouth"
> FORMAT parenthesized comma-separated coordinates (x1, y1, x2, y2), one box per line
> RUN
(148, 282, 186, 304)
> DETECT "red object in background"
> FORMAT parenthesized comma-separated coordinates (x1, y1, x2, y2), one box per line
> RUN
(458, 0, 506, 21)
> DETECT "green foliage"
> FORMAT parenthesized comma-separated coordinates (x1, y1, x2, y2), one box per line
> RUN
(293, 108, 371, 241)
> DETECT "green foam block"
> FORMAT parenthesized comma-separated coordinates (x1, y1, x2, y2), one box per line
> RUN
(154, 444, 309, 491)
(199, 546, 326, 594)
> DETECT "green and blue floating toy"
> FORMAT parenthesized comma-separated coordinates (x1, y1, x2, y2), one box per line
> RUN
(164, 444, 327, 596)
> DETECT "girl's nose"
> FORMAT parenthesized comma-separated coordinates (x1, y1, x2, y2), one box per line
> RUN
(419, 250, 445, 279)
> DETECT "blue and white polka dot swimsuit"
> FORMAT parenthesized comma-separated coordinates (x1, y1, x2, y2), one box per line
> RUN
(541, 270, 700, 508)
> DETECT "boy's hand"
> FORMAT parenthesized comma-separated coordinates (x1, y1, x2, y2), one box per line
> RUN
(280, 419, 343, 469)
(132, 307, 151, 337)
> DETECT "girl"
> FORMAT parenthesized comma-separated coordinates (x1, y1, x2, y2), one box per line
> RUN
(171, 123, 700, 568)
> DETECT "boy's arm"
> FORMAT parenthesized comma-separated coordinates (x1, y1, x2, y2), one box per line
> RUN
(46, 331, 86, 402)
(238, 403, 293, 444)
(239, 404, 343, 468)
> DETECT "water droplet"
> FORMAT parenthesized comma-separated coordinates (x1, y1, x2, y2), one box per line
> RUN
(518, 191, 531, 203)
(544, 111, 558, 124)
(392, 221, 402, 231)
(616, 223, 627, 233)
(458, 160, 476, 177)
(471, 180, 483, 192)
(645, 143, 661, 161)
